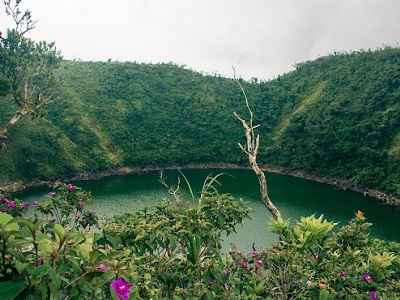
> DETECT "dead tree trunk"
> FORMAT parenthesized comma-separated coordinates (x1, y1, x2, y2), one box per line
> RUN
(233, 76, 281, 221)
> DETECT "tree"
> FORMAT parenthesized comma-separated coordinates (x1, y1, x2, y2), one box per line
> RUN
(0, 0, 62, 148)
(233, 67, 282, 220)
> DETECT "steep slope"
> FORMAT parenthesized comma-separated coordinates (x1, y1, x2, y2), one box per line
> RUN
(258, 47, 400, 193)
(0, 47, 399, 195)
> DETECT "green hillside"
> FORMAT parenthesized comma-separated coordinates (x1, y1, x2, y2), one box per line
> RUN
(0, 47, 399, 196)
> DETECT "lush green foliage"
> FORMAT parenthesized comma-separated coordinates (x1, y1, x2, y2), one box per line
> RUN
(0, 48, 399, 196)
(0, 1, 62, 144)
(1, 182, 400, 299)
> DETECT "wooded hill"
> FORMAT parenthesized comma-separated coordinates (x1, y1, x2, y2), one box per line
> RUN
(0, 47, 399, 196)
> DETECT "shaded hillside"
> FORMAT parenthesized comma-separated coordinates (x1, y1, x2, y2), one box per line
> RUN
(0, 47, 399, 196)
(257, 47, 400, 194)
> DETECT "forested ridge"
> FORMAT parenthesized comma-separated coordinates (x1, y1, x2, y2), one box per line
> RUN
(0, 47, 399, 196)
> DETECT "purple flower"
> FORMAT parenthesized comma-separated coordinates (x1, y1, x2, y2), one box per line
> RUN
(340, 271, 347, 277)
(67, 184, 74, 192)
(243, 262, 249, 270)
(369, 291, 377, 300)
(255, 260, 264, 267)
(50, 218, 56, 223)
(78, 201, 83, 207)
(77, 214, 81, 219)
(313, 252, 319, 260)
(306, 279, 312, 286)
(33, 201, 38, 206)
(9, 201, 15, 208)
(91, 210, 96, 216)
(251, 251, 257, 256)
(21, 202, 29, 211)
(222, 268, 228, 275)
(209, 279, 217, 285)
(1, 208, 7, 212)
(98, 263, 109, 272)
(48, 192, 56, 197)
(364, 273, 373, 281)
(3, 198, 9, 204)
(110, 278, 131, 300)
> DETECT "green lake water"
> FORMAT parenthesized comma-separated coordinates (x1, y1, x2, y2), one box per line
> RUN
(15, 169, 400, 251)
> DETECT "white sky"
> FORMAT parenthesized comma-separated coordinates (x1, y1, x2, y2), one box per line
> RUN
(1, 0, 399, 80)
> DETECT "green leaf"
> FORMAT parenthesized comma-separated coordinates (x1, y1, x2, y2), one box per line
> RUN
(15, 260, 29, 274)
(319, 289, 330, 300)
(31, 265, 52, 281)
(106, 234, 122, 248)
(0, 213, 14, 225)
(49, 223, 66, 242)
(67, 256, 82, 272)
(33, 219, 49, 232)
(10, 217, 34, 232)
(218, 215, 225, 227)
(0, 214, 19, 234)
(0, 281, 29, 300)
(48, 268, 61, 289)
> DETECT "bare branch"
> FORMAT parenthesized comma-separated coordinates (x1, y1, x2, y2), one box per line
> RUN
(233, 65, 281, 220)
(158, 170, 182, 202)
(4, 0, 37, 35)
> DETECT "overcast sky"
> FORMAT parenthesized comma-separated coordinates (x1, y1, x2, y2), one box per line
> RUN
(1, 0, 399, 80)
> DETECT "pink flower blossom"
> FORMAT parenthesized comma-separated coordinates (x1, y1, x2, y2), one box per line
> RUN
(251, 251, 257, 256)
(1, 208, 7, 212)
(255, 260, 264, 267)
(306, 279, 311, 286)
(3, 198, 9, 203)
(222, 268, 228, 275)
(98, 264, 109, 272)
(67, 184, 74, 192)
(48, 192, 56, 197)
(22, 202, 29, 211)
(9, 201, 15, 208)
(78, 201, 83, 207)
(77, 215, 81, 219)
(364, 273, 373, 281)
(313, 252, 319, 260)
(91, 210, 96, 216)
(33, 201, 38, 206)
(209, 279, 217, 285)
(50, 218, 56, 223)
(243, 262, 249, 270)
(370, 291, 377, 300)
(110, 278, 131, 300)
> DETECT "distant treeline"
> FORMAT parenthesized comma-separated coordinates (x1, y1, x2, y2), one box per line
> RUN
(0, 47, 399, 196)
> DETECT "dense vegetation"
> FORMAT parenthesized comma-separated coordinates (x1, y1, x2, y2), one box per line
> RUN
(2, 2, 399, 299)
(0, 47, 399, 196)
(1, 181, 399, 299)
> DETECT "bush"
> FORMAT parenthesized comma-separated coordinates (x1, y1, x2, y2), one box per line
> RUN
(0, 181, 399, 299)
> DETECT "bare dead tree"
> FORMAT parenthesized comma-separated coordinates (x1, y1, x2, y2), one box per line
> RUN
(233, 67, 281, 221)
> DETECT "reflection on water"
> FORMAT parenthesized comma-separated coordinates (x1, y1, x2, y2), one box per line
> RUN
(14, 169, 400, 251)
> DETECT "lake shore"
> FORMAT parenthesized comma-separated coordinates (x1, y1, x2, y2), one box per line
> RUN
(1, 162, 399, 207)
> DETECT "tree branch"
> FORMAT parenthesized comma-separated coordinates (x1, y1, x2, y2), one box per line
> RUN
(233, 66, 281, 221)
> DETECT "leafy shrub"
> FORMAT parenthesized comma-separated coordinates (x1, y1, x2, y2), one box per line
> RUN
(0, 181, 399, 299)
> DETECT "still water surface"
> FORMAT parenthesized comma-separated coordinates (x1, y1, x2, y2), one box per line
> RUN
(15, 169, 400, 251)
